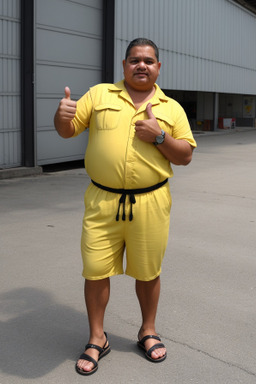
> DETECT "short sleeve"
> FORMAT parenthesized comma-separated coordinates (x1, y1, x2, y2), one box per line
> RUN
(171, 101, 197, 148)
(72, 90, 93, 137)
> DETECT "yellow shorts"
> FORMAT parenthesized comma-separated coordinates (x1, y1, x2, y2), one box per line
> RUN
(81, 182, 172, 281)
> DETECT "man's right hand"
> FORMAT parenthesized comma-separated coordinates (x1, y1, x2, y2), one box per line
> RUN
(54, 87, 77, 138)
(58, 87, 77, 122)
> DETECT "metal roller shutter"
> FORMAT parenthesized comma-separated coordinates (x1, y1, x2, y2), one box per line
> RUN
(0, 0, 21, 169)
(35, 0, 103, 165)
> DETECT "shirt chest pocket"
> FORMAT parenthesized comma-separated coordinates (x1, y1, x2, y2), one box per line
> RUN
(154, 111, 174, 136)
(94, 104, 122, 130)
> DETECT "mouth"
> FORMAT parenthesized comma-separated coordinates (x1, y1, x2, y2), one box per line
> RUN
(134, 73, 148, 77)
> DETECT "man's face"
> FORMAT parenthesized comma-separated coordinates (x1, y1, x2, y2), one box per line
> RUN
(123, 45, 161, 91)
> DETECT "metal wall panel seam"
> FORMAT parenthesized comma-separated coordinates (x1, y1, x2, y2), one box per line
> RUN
(36, 24, 102, 39)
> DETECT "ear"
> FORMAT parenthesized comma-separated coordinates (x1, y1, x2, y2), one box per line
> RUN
(158, 61, 162, 74)
(122, 59, 126, 71)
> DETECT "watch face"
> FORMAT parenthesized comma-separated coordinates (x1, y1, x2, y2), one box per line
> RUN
(156, 135, 164, 144)
(154, 130, 165, 145)
(156, 130, 165, 144)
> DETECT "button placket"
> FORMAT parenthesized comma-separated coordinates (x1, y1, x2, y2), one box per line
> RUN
(123, 113, 139, 189)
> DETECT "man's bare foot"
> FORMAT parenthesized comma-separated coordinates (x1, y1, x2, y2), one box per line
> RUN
(76, 333, 110, 375)
(138, 330, 166, 362)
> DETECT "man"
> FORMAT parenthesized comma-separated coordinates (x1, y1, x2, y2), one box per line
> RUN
(54, 38, 197, 375)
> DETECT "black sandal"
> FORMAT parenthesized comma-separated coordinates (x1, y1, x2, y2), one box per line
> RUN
(137, 334, 167, 363)
(75, 332, 111, 375)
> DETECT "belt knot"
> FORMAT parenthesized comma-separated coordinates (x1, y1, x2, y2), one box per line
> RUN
(91, 179, 168, 221)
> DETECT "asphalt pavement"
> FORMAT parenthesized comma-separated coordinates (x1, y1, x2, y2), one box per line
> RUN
(0, 129, 256, 384)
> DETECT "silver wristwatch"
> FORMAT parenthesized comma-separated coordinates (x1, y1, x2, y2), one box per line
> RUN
(154, 129, 165, 145)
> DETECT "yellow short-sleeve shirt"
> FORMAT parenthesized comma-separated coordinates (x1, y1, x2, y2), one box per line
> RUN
(72, 80, 197, 189)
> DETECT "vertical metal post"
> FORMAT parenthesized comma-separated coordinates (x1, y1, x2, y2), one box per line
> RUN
(213, 93, 219, 131)
(102, 0, 115, 83)
(21, 0, 35, 167)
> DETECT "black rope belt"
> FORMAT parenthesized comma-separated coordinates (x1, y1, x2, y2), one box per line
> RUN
(91, 178, 168, 221)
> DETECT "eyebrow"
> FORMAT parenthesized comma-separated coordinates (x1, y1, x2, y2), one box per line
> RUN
(128, 56, 156, 61)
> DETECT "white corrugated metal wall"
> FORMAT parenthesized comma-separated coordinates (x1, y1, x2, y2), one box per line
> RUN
(1, 0, 255, 170)
(0, 0, 21, 169)
(114, 0, 256, 95)
(35, 0, 103, 165)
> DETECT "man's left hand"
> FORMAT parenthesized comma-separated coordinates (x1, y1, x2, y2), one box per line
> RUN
(134, 103, 161, 143)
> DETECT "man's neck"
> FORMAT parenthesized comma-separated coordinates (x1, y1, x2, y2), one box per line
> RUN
(124, 82, 156, 109)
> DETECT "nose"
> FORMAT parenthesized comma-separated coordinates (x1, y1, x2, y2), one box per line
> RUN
(138, 60, 146, 70)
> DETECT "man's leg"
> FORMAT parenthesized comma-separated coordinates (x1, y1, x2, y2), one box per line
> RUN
(136, 276, 166, 360)
(76, 278, 110, 373)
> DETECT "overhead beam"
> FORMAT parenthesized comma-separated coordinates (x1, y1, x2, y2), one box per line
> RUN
(232, 0, 256, 15)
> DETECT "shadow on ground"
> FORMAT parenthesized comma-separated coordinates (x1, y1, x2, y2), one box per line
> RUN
(0, 287, 132, 379)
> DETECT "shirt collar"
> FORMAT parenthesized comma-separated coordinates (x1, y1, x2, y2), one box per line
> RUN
(107, 80, 130, 103)
(151, 83, 169, 104)
(108, 80, 169, 105)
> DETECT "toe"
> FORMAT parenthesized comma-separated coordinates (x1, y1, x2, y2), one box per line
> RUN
(77, 359, 94, 372)
(151, 347, 166, 360)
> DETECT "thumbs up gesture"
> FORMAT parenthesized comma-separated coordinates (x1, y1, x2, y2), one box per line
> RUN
(54, 86, 77, 138)
(57, 86, 77, 122)
(134, 103, 161, 143)
(64, 86, 71, 100)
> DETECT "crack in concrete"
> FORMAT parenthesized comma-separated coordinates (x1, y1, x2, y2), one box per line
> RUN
(167, 336, 256, 378)
(112, 313, 256, 378)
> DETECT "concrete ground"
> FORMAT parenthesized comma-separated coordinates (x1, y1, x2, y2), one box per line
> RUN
(0, 129, 256, 384)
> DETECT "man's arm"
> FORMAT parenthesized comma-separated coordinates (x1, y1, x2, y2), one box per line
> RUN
(134, 103, 194, 165)
(54, 87, 76, 138)
(155, 134, 193, 165)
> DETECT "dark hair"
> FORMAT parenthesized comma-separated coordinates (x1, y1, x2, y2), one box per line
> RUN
(125, 38, 159, 61)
